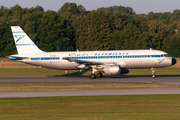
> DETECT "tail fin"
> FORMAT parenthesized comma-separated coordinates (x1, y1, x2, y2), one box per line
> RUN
(11, 26, 43, 54)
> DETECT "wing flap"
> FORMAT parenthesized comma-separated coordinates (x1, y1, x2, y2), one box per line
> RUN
(63, 58, 104, 65)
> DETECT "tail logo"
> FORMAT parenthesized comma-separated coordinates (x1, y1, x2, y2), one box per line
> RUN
(15, 35, 25, 43)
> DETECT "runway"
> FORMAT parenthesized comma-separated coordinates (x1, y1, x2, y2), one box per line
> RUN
(0, 76, 180, 84)
(1, 76, 180, 98)
(1, 88, 180, 98)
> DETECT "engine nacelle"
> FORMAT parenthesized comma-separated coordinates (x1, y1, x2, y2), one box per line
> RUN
(104, 65, 121, 75)
(120, 68, 129, 74)
(76, 64, 89, 70)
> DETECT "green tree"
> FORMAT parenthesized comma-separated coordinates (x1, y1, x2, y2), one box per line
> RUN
(162, 35, 180, 57)
(77, 10, 112, 50)
(1, 4, 180, 57)
(147, 20, 168, 49)
(99, 5, 136, 15)
(10, 4, 24, 22)
(37, 11, 70, 51)
(58, 2, 86, 15)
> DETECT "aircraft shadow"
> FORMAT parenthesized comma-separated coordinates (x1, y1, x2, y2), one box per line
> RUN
(53, 72, 180, 78)
(54, 70, 88, 77)
(52, 70, 180, 78)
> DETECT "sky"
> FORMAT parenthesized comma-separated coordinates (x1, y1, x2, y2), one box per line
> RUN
(2, 0, 180, 14)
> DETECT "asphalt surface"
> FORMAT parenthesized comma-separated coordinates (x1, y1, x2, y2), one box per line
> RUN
(0, 88, 180, 98)
(1, 76, 180, 98)
(0, 76, 180, 84)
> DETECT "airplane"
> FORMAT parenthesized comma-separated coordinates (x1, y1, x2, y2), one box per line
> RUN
(8, 26, 177, 79)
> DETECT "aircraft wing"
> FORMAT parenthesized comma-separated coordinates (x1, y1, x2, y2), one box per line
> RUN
(63, 58, 105, 65)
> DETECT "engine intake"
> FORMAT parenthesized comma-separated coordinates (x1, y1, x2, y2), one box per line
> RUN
(120, 68, 129, 74)
(104, 65, 121, 75)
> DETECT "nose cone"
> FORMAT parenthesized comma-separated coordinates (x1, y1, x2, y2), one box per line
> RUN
(172, 58, 177, 65)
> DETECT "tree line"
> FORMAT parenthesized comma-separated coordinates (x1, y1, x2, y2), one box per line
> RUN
(0, 2, 180, 57)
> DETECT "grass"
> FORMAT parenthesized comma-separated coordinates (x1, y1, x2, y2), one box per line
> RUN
(0, 68, 180, 76)
(0, 83, 180, 92)
(0, 95, 180, 120)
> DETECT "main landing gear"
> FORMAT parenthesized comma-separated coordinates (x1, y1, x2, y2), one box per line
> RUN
(90, 72, 103, 79)
(151, 68, 156, 78)
(90, 74, 96, 79)
(90, 68, 103, 79)
(97, 72, 103, 78)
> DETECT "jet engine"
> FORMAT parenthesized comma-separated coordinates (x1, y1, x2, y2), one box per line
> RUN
(76, 64, 89, 70)
(104, 65, 121, 75)
(120, 68, 129, 74)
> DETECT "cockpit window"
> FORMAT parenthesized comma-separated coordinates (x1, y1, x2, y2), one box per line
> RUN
(161, 54, 170, 57)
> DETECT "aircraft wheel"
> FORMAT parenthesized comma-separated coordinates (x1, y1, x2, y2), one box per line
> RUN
(152, 74, 156, 78)
(97, 72, 103, 78)
(90, 74, 96, 79)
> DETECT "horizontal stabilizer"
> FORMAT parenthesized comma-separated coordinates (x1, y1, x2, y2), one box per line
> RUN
(7, 55, 29, 61)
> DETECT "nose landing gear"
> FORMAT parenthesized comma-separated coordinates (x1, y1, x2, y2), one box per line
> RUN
(151, 68, 156, 78)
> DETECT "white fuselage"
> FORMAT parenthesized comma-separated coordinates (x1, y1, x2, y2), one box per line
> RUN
(10, 26, 177, 78)
(13, 49, 173, 70)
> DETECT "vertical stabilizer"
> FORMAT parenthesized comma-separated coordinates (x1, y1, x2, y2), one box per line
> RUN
(11, 26, 43, 54)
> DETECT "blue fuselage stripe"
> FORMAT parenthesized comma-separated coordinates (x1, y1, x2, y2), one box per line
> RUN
(64, 55, 160, 60)
(31, 57, 60, 60)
